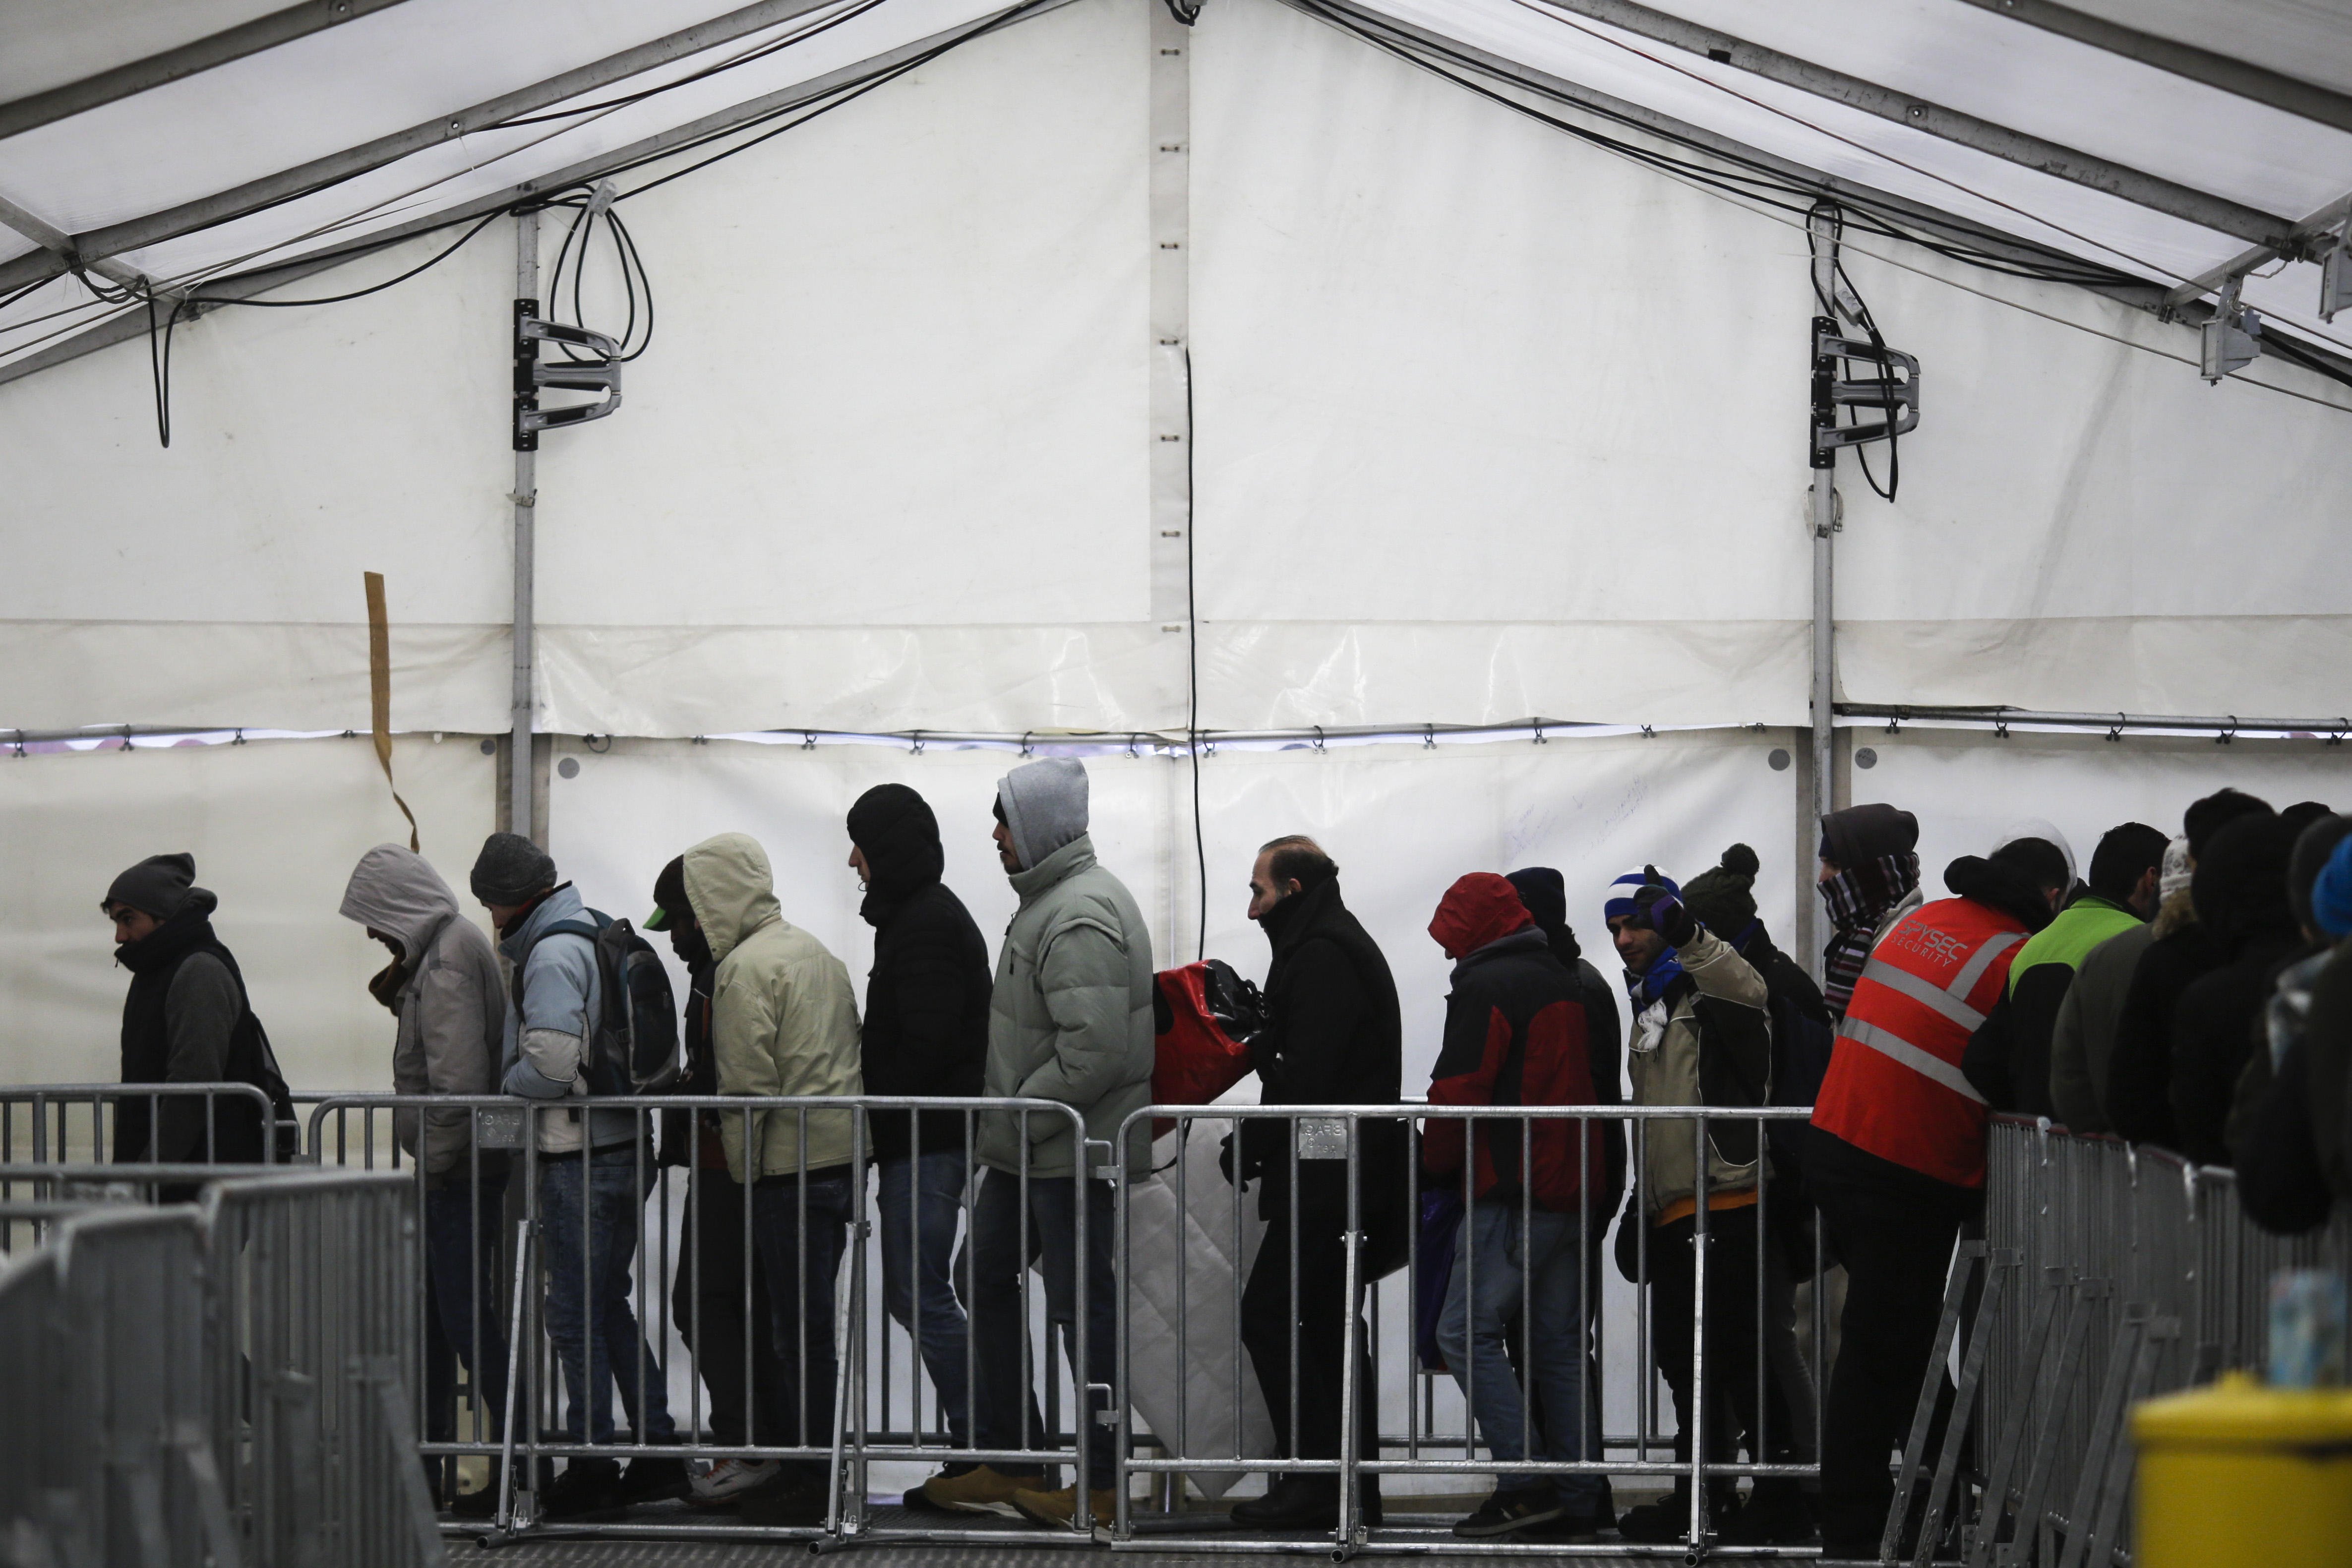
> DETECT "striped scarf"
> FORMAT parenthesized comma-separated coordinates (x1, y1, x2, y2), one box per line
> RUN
(1819, 852, 1921, 1019)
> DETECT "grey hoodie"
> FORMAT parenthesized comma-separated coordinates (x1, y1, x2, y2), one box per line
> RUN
(999, 759, 1090, 872)
(339, 845, 506, 1174)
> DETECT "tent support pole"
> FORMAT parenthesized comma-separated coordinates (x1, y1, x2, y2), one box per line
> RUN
(510, 207, 539, 843)
(1807, 206, 1838, 972)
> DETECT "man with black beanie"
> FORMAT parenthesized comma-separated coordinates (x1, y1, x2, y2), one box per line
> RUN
(105, 852, 289, 1169)
(844, 784, 991, 1504)
(2107, 790, 2274, 1148)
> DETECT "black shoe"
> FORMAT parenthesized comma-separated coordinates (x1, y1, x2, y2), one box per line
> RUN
(740, 1475, 833, 1529)
(614, 1454, 690, 1506)
(1616, 1491, 1730, 1544)
(1525, 1503, 1612, 1544)
(1452, 1489, 1565, 1539)
(1717, 1480, 1817, 1546)
(539, 1459, 625, 1521)
(447, 1482, 503, 1520)
(902, 1461, 978, 1512)
(1228, 1475, 1382, 1530)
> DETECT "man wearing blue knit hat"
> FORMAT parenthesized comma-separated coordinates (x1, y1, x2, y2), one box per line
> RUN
(1602, 866, 1797, 1546)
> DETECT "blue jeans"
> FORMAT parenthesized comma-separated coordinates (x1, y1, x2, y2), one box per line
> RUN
(969, 1166, 1117, 1486)
(876, 1152, 972, 1446)
(1436, 1200, 1601, 1508)
(749, 1166, 854, 1477)
(539, 1147, 676, 1449)
(424, 1168, 509, 1440)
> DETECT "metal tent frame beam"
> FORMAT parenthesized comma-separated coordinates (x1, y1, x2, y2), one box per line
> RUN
(1954, 0, 2352, 137)
(0, 0, 1075, 390)
(0, 0, 417, 144)
(0, 0, 863, 298)
(2164, 190, 2352, 309)
(1510, 0, 2299, 249)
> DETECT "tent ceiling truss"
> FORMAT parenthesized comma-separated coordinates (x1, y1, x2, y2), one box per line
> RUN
(1517, 0, 2299, 251)
(1947, 0, 2352, 139)
(0, 0, 418, 143)
(0, 0, 863, 299)
(0, 0, 1079, 391)
(2, 0, 2350, 389)
(1288, 0, 2352, 384)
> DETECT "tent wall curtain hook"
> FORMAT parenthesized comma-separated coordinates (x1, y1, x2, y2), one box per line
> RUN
(584, 733, 611, 754)
(1311, 725, 1325, 754)
(2330, 721, 2348, 748)
(2217, 716, 2237, 745)
(801, 731, 816, 751)
(908, 730, 924, 756)
(1020, 731, 1034, 758)
(2106, 714, 2125, 743)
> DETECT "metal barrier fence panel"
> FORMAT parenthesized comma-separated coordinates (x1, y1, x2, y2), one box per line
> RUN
(301, 1094, 1099, 1545)
(0, 1084, 280, 1180)
(1111, 1103, 1825, 1557)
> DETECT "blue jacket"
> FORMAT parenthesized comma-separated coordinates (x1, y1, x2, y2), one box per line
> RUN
(498, 884, 630, 1152)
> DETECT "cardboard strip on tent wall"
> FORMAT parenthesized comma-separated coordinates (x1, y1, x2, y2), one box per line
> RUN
(362, 571, 420, 852)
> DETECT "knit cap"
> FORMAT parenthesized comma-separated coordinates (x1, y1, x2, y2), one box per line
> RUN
(1604, 866, 1680, 922)
(1681, 844, 1760, 934)
(469, 831, 557, 905)
(1818, 803, 1918, 868)
(104, 852, 196, 918)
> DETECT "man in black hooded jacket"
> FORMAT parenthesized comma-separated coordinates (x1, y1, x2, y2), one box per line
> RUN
(845, 784, 992, 1495)
(106, 852, 289, 1170)
(1231, 835, 1403, 1531)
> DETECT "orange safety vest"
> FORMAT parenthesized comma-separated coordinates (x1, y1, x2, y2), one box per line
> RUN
(1810, 896, 2030, 1189)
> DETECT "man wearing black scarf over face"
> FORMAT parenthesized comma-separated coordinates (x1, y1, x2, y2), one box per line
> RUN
(105, 852, 289, 1174)
(1815, 804, 1923, 1024)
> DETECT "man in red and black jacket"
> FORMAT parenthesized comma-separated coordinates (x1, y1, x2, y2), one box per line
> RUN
(1423, 873, 1609, 1541)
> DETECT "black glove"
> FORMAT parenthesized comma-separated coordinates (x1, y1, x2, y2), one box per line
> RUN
(1612, 1188, 1644, 1283)
(1631, 865, 1698, 948)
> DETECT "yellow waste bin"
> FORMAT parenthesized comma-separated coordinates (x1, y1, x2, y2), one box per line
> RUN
(2131, 1371, 2352, 1568)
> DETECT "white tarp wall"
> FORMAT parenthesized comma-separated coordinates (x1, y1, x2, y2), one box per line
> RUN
(3, 0, 2351, 738)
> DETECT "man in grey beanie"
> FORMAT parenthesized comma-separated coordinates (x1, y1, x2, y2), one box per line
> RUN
(921, 758, 1154, 1529)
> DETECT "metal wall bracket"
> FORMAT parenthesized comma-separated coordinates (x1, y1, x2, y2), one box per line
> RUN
(1812, 315, 1919, 458)
(2200, 277, 2262, 382)
(512, 302, 623, 449)
(2323, 221, 2352, 323)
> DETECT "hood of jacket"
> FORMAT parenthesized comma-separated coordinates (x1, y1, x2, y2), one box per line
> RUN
(1943, 855, 2056, 934)
(339, 844, 462, 960)
(682, 833, 783, 966)
(998, 758, 1088, 871)
(2194, 813, 2301, 956)
(1429, 873, 1535, 961)
(1504, 866, 1586, 966)
(848, 783, 945, 924)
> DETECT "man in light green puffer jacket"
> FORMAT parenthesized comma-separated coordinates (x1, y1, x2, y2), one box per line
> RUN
(921, 759, 1154, 1531)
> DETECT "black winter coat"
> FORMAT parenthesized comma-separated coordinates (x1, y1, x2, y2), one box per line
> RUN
(1243, 876, 1406, 1231)
(849, 785, 992, 1161)
(2104, 922, 2218, 1148)
(116, 890, 281, 1164)
(2168, 933, 2303, 1165)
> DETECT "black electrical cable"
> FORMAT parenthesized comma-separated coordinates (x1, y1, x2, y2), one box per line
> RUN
(483, 0, 894, 129)
(2259, 330, 2352, 393)
(207, 208, 513, 308)
(1807, 202, 1902, 502)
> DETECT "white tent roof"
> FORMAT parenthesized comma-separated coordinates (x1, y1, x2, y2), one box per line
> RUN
(2, 0, 2350, 740)
(5, 0, 2350, 373)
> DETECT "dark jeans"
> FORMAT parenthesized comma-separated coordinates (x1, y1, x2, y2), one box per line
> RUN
(539, 1146, 675, 1449)
(876, 1152, 972, 1445)
(1648, 1206, 1769, 1500)
(1812, 1168, 1970, 1549)
(1240, 1195, 1374, 1465)
(969, 1166, 1118, 1486)
(423, 1168, 510, 1442)
(749, 1166, 855, 1479)
(671, 1167, 784, 1446)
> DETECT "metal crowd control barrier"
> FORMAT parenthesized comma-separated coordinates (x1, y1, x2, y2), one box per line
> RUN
(0, 1167, 440, 1568)
(302, 1093, 1099, 1546)
(1109, 1103, 1824, 1559)
(0, 1082, 280, 1173)
(1943, 1116, 2352, 1568)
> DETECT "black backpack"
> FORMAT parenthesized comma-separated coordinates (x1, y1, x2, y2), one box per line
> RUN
(514, 910, 682, 1094)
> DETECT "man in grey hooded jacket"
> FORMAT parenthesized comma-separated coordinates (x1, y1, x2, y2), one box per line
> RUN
(340, 844, 510, 1502)
(920, 759, 1154, 1529)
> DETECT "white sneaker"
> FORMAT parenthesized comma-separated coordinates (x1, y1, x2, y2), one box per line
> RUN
(690, 1458, 782, 1504)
